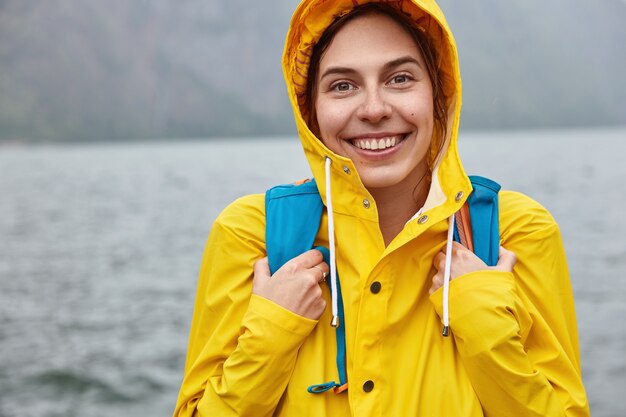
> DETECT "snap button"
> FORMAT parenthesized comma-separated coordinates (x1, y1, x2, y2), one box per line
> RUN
(342, 165, 351, 174)
(363, 199, 370, 209)
(455, 191, 464, 202)
(417, 215, 429, 224)
(363, 380, 374, 392)
(370, 281, 381, 294)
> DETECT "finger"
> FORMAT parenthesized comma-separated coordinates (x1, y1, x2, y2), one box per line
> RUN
(433, 251, 446, 271)
(318, 261, 330, 275)
(452, 241, 469, 252)
(312, 265, 328, 282)
(253, 257, 271, 283)
(451, 241, 471, 255)
(429, 272, 443, 295)
(495, 246, 517, 272)
(292, 249, 325, 269)
(451, 241, 466, 250)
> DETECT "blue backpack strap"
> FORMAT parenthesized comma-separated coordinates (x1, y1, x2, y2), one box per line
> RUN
(265, 179, 324, 275)
(307, 247, 348, 395)
(454, 175, 501, 266)
(264, 180, 348, 394)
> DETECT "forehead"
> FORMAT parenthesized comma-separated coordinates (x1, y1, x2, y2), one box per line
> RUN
(319, 13, 423, 70)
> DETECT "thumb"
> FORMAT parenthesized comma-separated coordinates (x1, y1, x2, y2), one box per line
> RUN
(253, 257, 272, 283)
(494, 246, 517, 272)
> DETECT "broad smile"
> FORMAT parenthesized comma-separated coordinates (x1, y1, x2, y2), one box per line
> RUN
(349, 134, 408, 151)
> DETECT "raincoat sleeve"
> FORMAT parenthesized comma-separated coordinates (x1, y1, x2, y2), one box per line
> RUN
(430, 191, 589, 417)
(173, 194, 319, 417)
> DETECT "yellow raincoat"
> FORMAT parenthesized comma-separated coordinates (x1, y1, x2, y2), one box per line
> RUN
(174, 0, 589, 415)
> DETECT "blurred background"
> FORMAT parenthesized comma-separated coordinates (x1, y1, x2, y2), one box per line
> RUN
(1, 0, 625, 416)
(1, 0, 625, 143)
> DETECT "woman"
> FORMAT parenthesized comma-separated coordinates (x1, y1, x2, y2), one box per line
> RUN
(174, 1, 589, 416)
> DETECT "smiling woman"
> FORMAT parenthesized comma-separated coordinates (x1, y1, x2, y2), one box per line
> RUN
(173, 1, 590, 416)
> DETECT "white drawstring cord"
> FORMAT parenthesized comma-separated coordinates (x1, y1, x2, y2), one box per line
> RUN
(324, 157, 340, 328)
(442, 213, 455, 336)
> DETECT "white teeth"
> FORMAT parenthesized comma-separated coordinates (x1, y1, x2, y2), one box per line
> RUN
(353, 136, 402, 150)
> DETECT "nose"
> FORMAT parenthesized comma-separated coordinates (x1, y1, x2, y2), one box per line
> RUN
(356, 89, 391, 123)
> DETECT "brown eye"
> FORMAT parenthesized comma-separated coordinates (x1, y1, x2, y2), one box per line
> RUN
(391, 75, 410, 84)
(333, 82, 352, 92)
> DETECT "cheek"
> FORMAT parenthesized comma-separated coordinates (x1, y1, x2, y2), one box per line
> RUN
(315, 99, 349, 142)
(406, 92, 434, 124)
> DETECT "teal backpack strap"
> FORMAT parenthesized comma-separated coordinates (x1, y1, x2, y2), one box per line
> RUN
(265, 179, 323, 275)
(453, 175, 501, 266)
(264, 180, 348, 394)
(307, 247, 348, 395)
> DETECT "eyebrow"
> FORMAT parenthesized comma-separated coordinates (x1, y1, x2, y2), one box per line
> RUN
(319, 55, 422, 81)
(383, 56, 422, 71)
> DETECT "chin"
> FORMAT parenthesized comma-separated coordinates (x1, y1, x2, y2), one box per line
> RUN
(360, 173, 405, 190)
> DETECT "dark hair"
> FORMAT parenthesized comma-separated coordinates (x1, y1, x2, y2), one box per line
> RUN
(304, 3, 448, 167)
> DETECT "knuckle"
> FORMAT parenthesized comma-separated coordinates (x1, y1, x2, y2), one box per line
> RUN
(305, 274, 319, 287)
(282, 262, 297, 275)
(312, 285, 323, 298)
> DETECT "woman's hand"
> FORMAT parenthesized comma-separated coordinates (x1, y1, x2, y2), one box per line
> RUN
(429, 243, 517, 295)
(253, 249, 329, 320)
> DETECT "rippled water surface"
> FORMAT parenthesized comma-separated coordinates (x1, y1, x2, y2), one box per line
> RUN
(1, 128, 624, 416)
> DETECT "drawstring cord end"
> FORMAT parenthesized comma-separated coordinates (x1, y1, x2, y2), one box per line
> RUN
(331, 315, 340, 328)
(442, 325, 450, 337)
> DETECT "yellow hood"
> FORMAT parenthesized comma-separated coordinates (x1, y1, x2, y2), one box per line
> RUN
(282, 0, 471, 224)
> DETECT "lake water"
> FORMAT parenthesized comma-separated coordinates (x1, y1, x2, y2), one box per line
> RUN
(1, 128, 625, 417)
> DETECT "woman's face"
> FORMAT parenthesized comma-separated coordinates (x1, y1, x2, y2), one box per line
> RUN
(314, 13, 434, 192)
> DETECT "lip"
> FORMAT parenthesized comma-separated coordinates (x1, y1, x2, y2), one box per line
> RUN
(347, 132, 405, 140)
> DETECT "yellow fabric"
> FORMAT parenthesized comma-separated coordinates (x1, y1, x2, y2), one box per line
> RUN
(173, 0, 589, 416)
